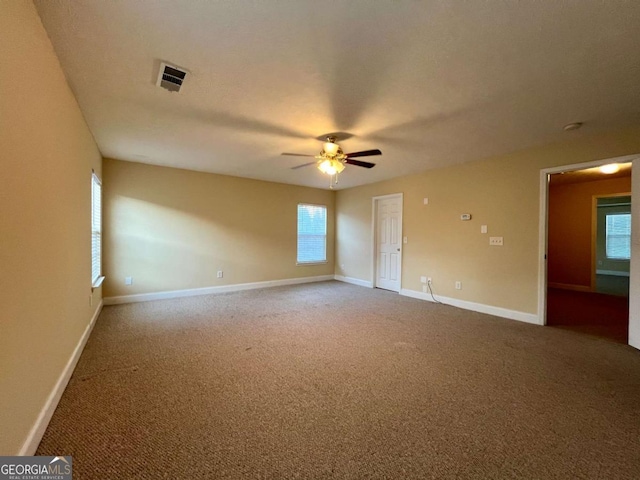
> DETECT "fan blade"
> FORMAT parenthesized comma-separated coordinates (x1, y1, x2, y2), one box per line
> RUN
(291, 161, 317, 170)
(345, 159, 376, 169)
(344, 149, 382, 158)
(281, 152, 315, 157)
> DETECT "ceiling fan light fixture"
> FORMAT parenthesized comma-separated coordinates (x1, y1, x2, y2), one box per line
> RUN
(323, 141, 340, 156)
(317, 159, 345, 176)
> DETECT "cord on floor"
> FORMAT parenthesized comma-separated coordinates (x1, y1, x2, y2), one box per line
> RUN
(427, 281, 444, 305)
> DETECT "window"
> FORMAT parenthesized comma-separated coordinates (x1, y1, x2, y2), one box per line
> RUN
(605, 213, 631, 260)
(297, 204, 327, 264)
(91, 173, 102, 286)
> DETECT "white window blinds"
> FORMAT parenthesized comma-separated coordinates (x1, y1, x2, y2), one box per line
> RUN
(91, 173, 102, 284)
(297, 204, 327, 264)
(605, 213, 631, 260)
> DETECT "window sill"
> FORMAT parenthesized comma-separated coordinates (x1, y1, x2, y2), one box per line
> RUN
(296, 261, 328, 266)
(91, 276, 105, 290)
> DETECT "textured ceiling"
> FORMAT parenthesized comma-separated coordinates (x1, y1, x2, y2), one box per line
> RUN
(34, 0, 640, 189)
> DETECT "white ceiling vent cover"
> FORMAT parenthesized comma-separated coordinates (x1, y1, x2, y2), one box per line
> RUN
(156, 62, 188, 93)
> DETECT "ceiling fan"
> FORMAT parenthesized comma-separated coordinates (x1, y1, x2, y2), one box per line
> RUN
(282, 136, 381, 187)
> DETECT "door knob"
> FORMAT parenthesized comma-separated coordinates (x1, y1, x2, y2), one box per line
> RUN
(397, 248, 401, 252)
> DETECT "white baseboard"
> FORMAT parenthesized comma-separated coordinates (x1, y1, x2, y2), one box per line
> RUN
(399, 288, 540, 325)
(596, 270, 630, 277)
(104, 275, 336, 305)
(18, 301, 103, 455)
(548, 282, 591, 292)
(334, 275, 374, 288)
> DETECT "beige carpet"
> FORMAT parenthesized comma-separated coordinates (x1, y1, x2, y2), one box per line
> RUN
(37, 281, 640, 479)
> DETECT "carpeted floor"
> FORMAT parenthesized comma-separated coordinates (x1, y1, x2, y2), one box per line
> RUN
(547, 287, 629, 344)
(37, 281, 640, 479)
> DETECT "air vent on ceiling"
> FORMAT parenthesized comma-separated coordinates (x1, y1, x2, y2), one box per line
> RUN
(156, 62, 188, 93)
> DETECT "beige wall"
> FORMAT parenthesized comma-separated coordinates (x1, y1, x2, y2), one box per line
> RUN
(0, 1, 103, 455)
(103, 159, 335, 298)
(548, 177, 631, 288)
(336, 127, 640, 315)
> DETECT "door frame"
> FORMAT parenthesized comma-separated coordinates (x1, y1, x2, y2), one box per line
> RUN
(371, 193, 404, 291)
(537, 153, 638, 327)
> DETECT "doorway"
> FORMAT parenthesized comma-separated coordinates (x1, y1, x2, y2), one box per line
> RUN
(372, 193, 403, 292)
(539, 158, 634, 343)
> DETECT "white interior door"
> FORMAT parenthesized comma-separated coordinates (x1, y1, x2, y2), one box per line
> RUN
(375, 195, 402, 292)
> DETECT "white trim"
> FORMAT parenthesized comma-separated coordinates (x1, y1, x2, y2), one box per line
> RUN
(400, 288, 540, 325)
(538, 153, 640, 328)
(104, 275, 335, 305)
(18, 302, 103, 455)
(371, 193, 403, 292)
(629, 158, 640, 350)
(537, 168, 549, 325)
(334, 275, 374, 288)
(596, 270, 630, 277)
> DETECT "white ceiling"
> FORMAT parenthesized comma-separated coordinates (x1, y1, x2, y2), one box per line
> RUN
(35, 0, 640, 190)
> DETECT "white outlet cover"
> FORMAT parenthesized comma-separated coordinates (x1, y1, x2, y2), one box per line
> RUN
(489, 236, 504, 246)
(481, 225, 488, 234)
(420, 276, 427, 283)
(423, 197, 429, 205)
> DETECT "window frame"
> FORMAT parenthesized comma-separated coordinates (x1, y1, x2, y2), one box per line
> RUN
(91, 172, 104, 288)
(605, 212, 631, 261)
(296, 203, 328, 265)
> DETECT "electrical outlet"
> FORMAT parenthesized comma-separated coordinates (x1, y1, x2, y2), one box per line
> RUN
(420, 276, 427, 284)
(125, 276, 133, 285)
(481, 225, 488, 234)
(489, 236, 504, 246)
(455, 281, 462, 290)
(217, 271, 223, 278)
